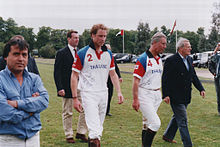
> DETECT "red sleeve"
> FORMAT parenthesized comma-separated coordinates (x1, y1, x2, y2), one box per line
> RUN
(110, 56, 115, 69)
(133, 60, 145, 77)
(72, 54, 83, 71)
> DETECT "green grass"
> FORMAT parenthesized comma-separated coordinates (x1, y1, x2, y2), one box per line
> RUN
(37, 60, 220, 147)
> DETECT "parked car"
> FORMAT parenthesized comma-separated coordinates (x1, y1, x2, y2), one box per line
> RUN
(161, 53, 173, 64)
(116, 54, 131, 63)
(197, 51, 213, 68)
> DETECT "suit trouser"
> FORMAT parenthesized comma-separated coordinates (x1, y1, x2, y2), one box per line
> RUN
(0, 132, 40, 147)
(62, 90, 88, 139)
(163, 103, 192, 147)
(214, 77, 220, 113)
(81, 90, 108, 140)
(139, 87, 162, 132)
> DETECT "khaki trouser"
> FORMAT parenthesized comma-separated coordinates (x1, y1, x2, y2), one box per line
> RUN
(62, 90, 88, 139)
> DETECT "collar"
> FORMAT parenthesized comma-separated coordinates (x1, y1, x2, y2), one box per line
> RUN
(145, 49, 161, 58)
(68, 44, 76, 51)
(5, 66, 29, 77)
(178, 52, 188, 60)
(89, 40, 108, 52)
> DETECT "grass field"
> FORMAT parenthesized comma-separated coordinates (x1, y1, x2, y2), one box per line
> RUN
(36, 60, 220, 147)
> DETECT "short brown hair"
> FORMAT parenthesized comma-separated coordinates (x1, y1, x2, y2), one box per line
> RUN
(90, 24, 108, 36)
(3, 37, 29, 58)
(67, 30, 78, 38)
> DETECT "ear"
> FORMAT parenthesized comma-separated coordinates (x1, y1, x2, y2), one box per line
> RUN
(91, 34, 95, 39)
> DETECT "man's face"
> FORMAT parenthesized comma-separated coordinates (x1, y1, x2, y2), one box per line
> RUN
(6, 45, 28, 74)
(154, 37, 167, 54)
(68, 33, 79, 48)
(181, 41, 192, 57)
(92, 29, 107, 48)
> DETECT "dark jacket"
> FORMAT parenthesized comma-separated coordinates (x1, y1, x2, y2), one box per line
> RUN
(162, 53, 205, 104)
(0, 56, 39, 75)
(208, 53, 220, 78)
(107, 58, 121, 87)
(54, 46, 74, 98)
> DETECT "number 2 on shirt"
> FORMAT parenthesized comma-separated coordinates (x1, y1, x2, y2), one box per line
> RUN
(87, 54, 93, 62)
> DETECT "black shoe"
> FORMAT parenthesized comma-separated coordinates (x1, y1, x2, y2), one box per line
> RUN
(76, 133, 88, 142)
(106, 113, 112, 116)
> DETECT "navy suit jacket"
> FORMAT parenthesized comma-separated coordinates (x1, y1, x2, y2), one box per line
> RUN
(54, 46, 74, 98)
(162, 53, 205, 104)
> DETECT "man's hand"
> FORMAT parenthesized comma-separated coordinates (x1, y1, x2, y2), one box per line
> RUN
(200, 91, 205, 98)
(73, 98, 83, 113)
(164, 96, 170, 104)
(132, 99, 140, 112)
(7, 100, 18, 108)
(119, 78, 123, 83)
(58, 89, 65, 97)
(32, 92, 39, 97)
(117, 93, 124, 104)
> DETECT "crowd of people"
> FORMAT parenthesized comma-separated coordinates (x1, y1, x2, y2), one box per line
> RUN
(0, 23, 219, 147)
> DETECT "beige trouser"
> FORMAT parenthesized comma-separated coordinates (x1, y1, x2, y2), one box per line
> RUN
(62, 90, 88, 139)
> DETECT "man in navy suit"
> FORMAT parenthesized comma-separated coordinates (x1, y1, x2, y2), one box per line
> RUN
(54, 30, 88, 143)
(162, 37, 205, 147)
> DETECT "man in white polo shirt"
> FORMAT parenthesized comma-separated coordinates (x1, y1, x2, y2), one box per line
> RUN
(132, 32, 167, 147)
(71, 24, 124, 147)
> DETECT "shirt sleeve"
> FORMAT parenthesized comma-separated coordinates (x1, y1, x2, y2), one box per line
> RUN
(0, 80, 30, 124)
(110, 55, 115, 70)
(133, 60, 145, 79)
(72, 53, 83, 73)
(17, 75, 49, 113)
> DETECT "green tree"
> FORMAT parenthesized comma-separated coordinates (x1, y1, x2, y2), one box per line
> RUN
(39, 43, 56, 58)
(181, 31, 199, 54)
(17, 26, 35, 51)
(2, 18, 18, 42)
(36, 26, 51, 49)
(135, 21, 151, 54)
(207, 27, 219, 50)
(197, 27, 207, 52)
(0, 42, 5, 56)
(50, 29, 68, 50)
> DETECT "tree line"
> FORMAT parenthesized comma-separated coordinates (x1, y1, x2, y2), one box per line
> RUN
(0, 3, 219, 58)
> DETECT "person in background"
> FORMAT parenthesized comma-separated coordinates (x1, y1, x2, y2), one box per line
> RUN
(54, 30, 88, 143)
(0, 36, 49, 147)
(105, 43, 123, 116)
(71, 24, 124, 147)
(132, 32, 167, 147)
(208, 42, 220, 115)
(162, 37, 205, 147)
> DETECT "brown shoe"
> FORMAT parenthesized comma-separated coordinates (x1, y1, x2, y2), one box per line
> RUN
(89, 138, 100, 147)
(162, 135, 177, 143)
(76, 133, 88, 142)
(66, 138, 75, 143)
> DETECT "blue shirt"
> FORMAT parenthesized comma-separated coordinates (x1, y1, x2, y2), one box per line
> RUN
(0, 67, 49, 139)
(178, 52, 189, 71)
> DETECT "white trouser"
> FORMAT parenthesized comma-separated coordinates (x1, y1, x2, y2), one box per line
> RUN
(81, 90, 108, 140)
(139, 87, 162, 132)
(0, 132, 40, 147)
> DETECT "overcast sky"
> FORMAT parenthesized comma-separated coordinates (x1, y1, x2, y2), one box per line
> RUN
(0, 0, 218, 35)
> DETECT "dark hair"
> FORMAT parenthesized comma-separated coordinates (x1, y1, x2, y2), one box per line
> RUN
(90, 24, 108, 36)
(67, 30, 78, 38)
(3, 38, 29, 58)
